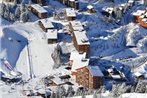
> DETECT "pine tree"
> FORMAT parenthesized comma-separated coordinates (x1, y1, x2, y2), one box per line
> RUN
(20, 1, 26, 13)
(67, 86, 75, 97)
(50, 92, 56, 98)
(13, 0, 17, 8)
(28, 0, 32, 6)
(20, 11, 29, 22)
(59, 86, 66, 97)
(0, 2, 6, 16)
(135, 80, 146, 93)
(15, 6, 21, 19)
(93, 91, 97, 98)
(100, 86, 106, 93)
(81, 92, 86, 98)
(10, 12, 16, 22)
(4, 4, 10, 20)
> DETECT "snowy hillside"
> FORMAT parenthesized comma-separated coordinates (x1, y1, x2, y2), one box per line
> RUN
(0, 0, 147, 98)
(0, 22, 55, 79)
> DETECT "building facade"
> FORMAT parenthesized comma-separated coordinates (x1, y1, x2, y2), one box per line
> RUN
(76, 66, 104, 89)
(133, 10, 147, 28)
(58, 0, 79, 9)
(65, 8, 76, 21)
(29, 4, 48, 19)
(69, 21, 84, 34)
(38, 18, 54, 32)
(72, 31, 90, 55)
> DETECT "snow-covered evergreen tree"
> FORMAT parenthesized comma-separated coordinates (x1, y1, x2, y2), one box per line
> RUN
(0, 2, 6, 16)
(81, 92, 86, 98)
(12, 0, 17, 8)
(4, 4, 10, 20)
(59, 86, 66, 97)
(50, 92, 56, 98)
(20, 1, 26, 13)
(93, 91, 97, 98)
(100, 86, 106, 93)
(52, 44, 61, 68)
(135, 80, 146, 93)
(75, 88, 82, 96)
(20, 11, 29, 22)
(123, 3, 128, 13)
(111, 84, 119, 98)
(15, 6, 21, 19)
(130, 86, 135, 93)
(67, 86, 75, 97)
(28, 0, 32, 6)
(10, 12, 16, 22)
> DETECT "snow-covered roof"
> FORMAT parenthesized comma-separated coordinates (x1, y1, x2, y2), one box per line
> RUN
(139, 15, 145, 18)
(46, 29, 57, 39)
(40, 18, 54, 29)
(70, 51, 86, 61)
(107, 68, 113, 73)
(70, 0, 75, 2)
(120, 4, 125, 7)
(73, 59, 89, 72)
(70, 21, 84, 31)
(128, 0, 134, 3)
(134, 72, 143, 77)
(70, 52, 89, 72)
(51, 77, 65, 85)
(111, 74, 121, 79)
(142, 18, 147, 22)
(73, 31, 90, 45)
(31, 4, 48, 13)
(133, 10, 145, 16)
(102, 7, 113, 14)
(65, 8, 76, 17)
(87, 66, 104, 77)
(87, 5, 94, 9)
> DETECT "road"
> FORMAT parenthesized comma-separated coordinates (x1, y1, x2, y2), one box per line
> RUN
(26, 41, 35, 79)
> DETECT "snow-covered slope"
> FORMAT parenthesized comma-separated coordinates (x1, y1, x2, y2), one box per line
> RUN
(0, 22, 55, 79)
(126, 23, 147, 47)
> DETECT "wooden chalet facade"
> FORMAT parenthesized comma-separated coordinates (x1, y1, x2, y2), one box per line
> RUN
(38, 18, 54, 32)
(69, 21, 84, 34)
(29, 4, 48, 19)
(58, 0, 79, 9)
(73, 31, 90, 55)
(76, 66, 104, 89)
(65, 8, 76, 21)
(133, 10, 147, 28)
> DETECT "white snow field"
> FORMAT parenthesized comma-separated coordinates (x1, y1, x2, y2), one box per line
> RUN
(1, 22, 55, 79)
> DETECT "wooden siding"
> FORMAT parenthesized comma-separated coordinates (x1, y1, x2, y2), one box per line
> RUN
(38, 21, 47, 32)
(48, 39, 57, 44)
(58, 0, 79, 9)
(28, 6, 48, 19)
(72, 33, 90, 54)
(76, 67, 103, 89)
(133, 14, 147, 28)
